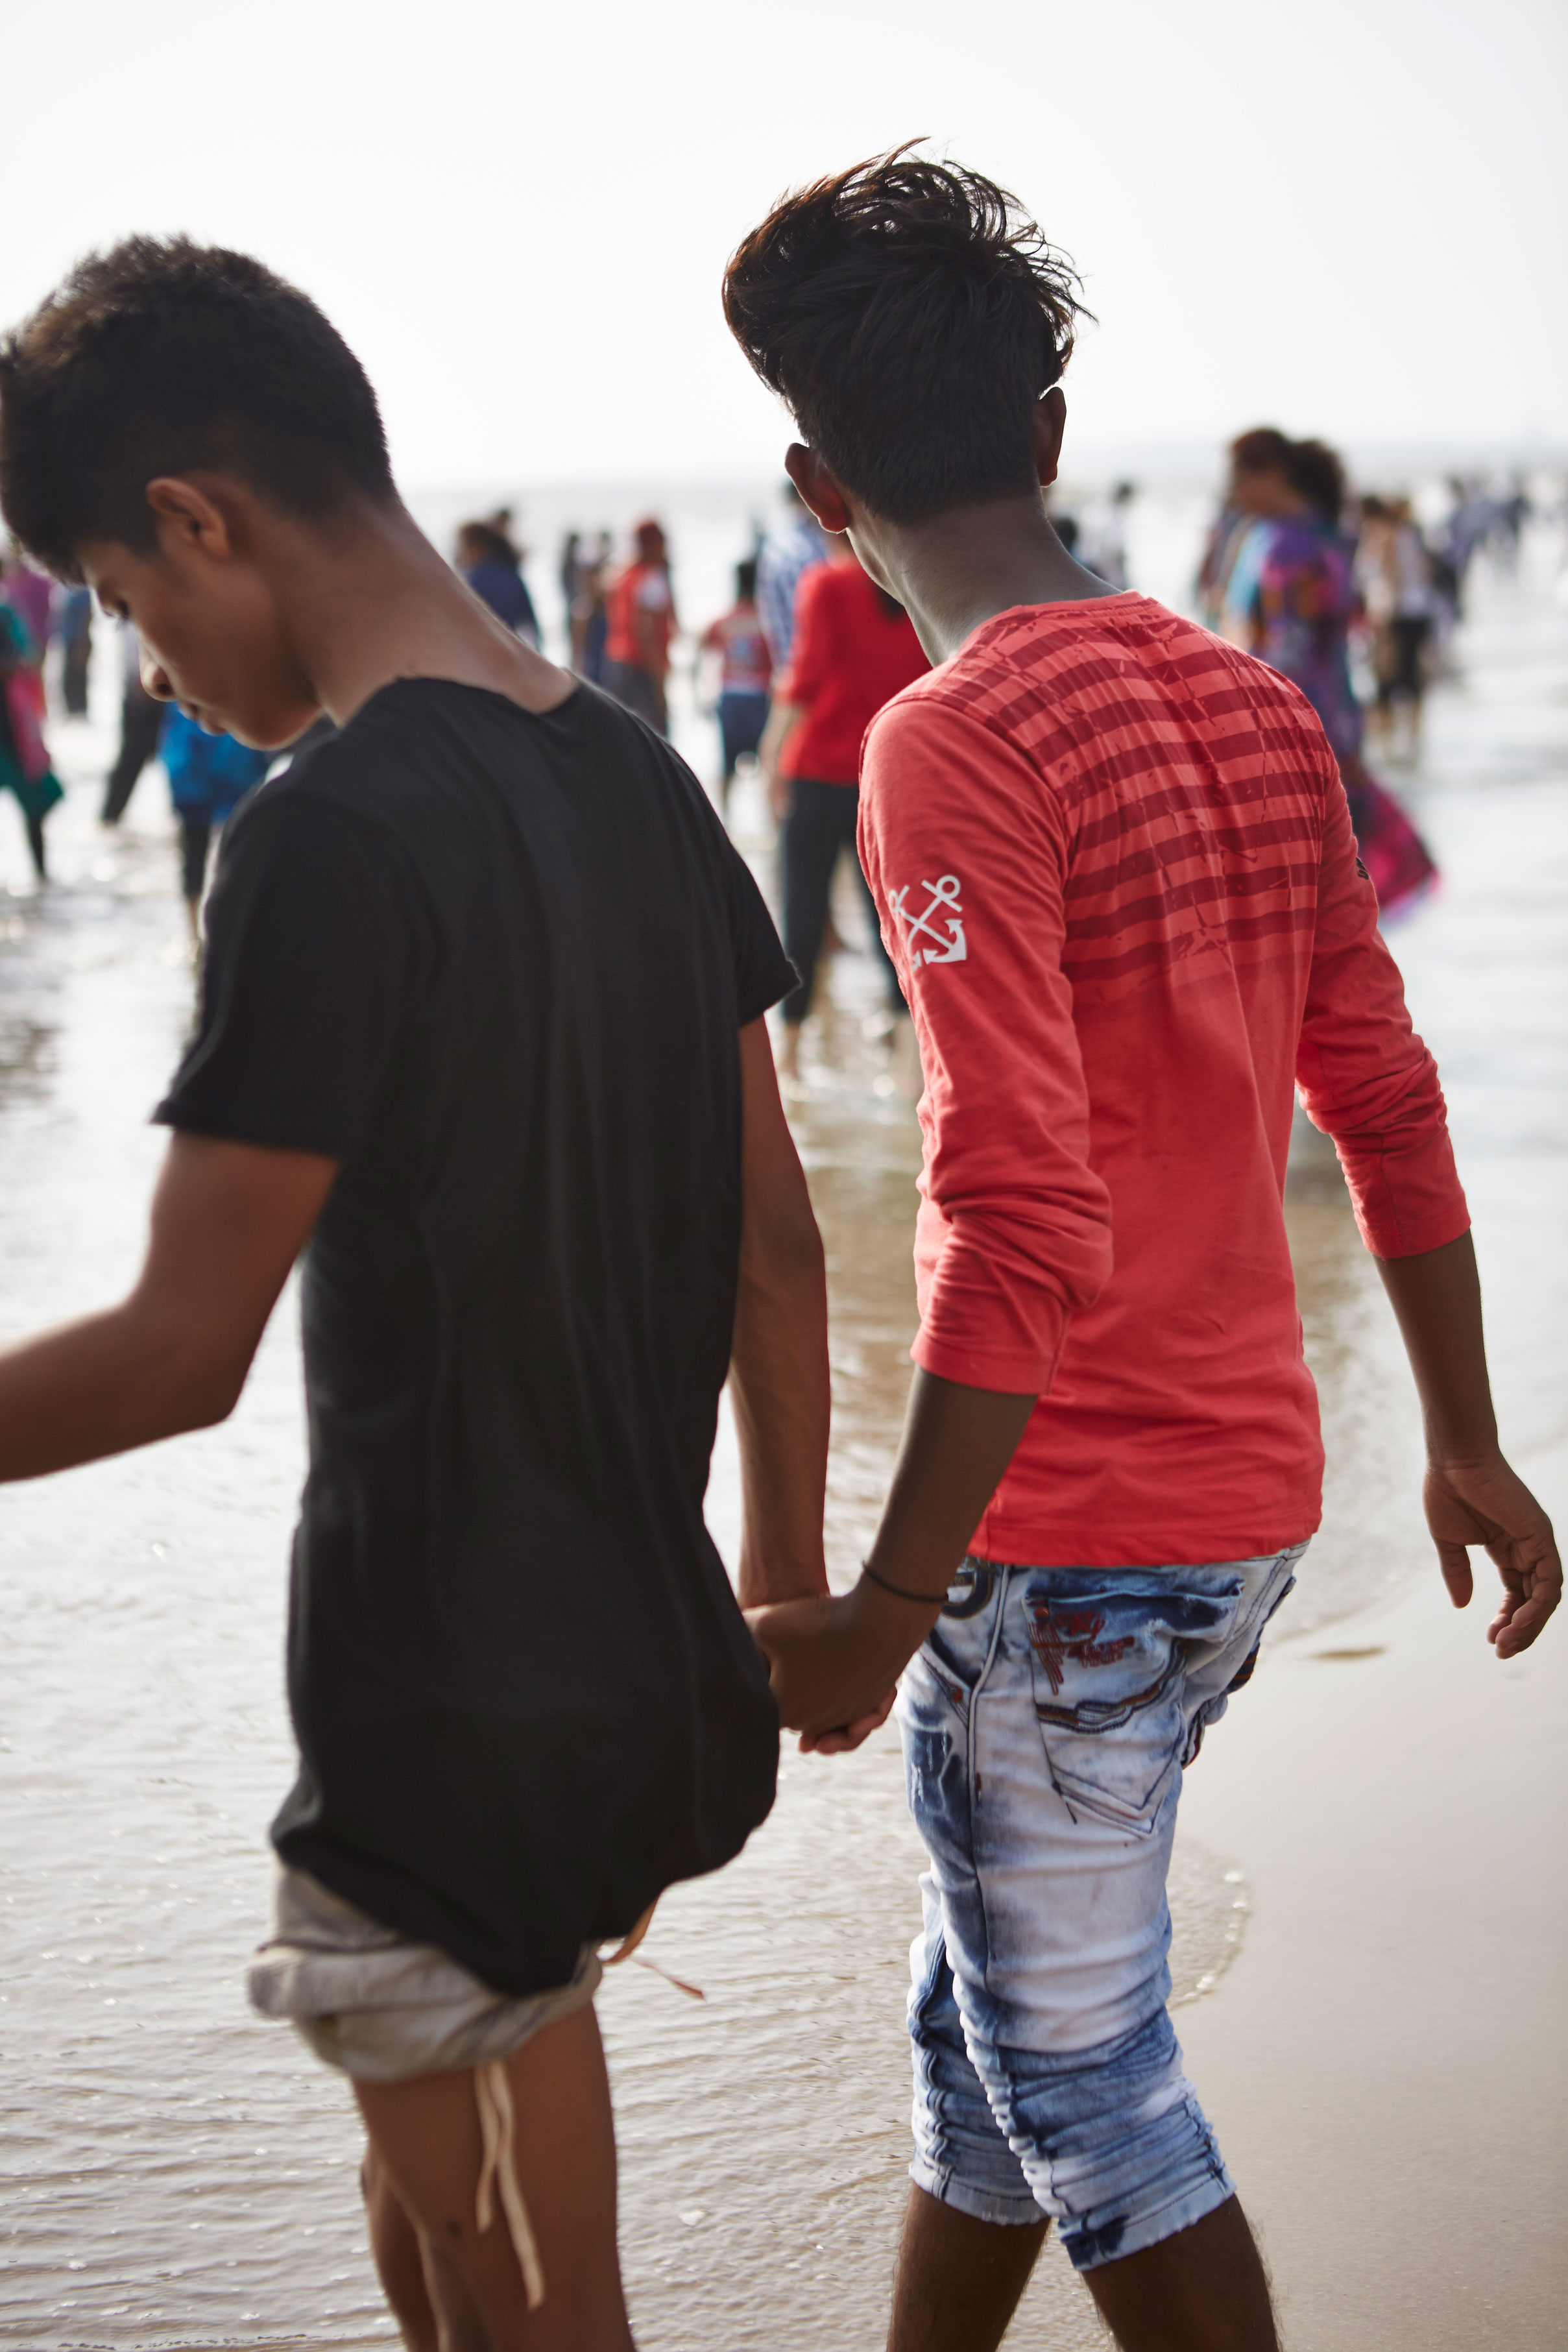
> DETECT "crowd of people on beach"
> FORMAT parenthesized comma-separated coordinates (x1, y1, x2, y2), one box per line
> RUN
(0, 439, 1532, 953)
(0, 154, 1560, 2352)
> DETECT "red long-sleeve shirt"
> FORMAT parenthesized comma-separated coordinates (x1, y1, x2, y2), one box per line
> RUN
(858, 594, 1468, 1568)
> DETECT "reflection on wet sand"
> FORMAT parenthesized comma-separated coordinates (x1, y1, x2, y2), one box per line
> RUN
(1, 531, 1563, 2346)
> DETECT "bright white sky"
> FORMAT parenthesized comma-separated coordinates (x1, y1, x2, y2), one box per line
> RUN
(5, 0, 1565, 489)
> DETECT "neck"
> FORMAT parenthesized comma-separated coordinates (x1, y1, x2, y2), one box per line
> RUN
(852, 490, 1121, 667)
(270, 498, 573, 725)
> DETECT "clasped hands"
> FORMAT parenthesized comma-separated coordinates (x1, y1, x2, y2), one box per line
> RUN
(745, 1577, 941, 1754)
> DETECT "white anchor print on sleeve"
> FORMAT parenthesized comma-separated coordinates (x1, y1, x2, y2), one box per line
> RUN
(888, 874, 967, 965)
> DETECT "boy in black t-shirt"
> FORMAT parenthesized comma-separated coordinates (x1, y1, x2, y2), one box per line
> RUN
(0, 239, 834, 2349)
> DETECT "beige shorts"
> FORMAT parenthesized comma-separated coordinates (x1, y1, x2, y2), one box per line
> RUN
(247, 1863, 602, 2084)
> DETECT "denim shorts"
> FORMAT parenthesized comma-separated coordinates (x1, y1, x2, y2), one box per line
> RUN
(897, 1543, 1304, 2272)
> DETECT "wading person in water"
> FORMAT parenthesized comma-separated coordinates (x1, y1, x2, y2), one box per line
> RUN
(726, 151, 1561, 2352)
(0, 238, 832, 2351)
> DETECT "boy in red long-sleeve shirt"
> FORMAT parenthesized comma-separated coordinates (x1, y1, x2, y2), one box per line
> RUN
(724, 151, 1560, 2352)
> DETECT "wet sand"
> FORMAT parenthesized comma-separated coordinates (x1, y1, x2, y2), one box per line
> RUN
(1, 517, 1564, 2346)
(1177, 1446, 1568, 2349)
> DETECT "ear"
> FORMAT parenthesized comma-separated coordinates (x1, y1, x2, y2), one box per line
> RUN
(784, 443, 853, 537)
(1033, 390, 1067, 489)
(144, 476, 236, 562)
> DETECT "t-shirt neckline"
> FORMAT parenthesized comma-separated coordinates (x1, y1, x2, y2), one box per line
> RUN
(958, 589, 1154, 659)
(360, 674, 583, 727)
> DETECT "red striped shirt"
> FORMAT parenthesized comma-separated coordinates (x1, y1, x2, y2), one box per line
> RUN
(858, 594, 1467, 1568)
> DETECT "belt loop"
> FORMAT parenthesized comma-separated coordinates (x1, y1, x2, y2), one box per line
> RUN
(942, 1556, 996, 1619)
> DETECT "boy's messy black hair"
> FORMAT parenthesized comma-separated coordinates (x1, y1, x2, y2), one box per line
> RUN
(723, 148, 1087, 526)
(0, 236, 394, 579)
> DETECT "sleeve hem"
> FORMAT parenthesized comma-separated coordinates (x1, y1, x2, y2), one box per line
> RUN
(911, 1325, 1062, 1397)
(152, 1102, 352, 1160)
(1359, 1205, 1473, 1261)
(736, 960, 798, 1028)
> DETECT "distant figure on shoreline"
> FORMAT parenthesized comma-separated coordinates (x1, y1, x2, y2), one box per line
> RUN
(101, 619, 164, 824)
(158, 705, 271, 941)
(58, 583, 93, 716)
(756, 476, 829, 670)
(455, 515, 541, 648)
(700, 555, 771, 812)
(561, 527, 610, 681)
(603, 516, 676, 734)
(1358, 494, 1438, 762)
(0, 591, 62, 880)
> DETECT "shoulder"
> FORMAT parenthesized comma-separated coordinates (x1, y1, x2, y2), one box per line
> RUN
(862, 675, 1054, 827)
(220, 723, 427, 875)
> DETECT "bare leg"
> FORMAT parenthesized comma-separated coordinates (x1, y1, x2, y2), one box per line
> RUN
(362, 2148, 458, 2352)
(886, 2186, 1048, 2352)
(1083, 2196, 1278, 2352)
(887, 2183, 1277, 2352)
(354, 2003, 634, 2352)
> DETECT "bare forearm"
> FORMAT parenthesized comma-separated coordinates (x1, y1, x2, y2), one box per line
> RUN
(758, 701, 801, 776)
(866, 1368, 1037, 1599)
(634, 616, 667, 676)
(747, 1370, 1039, 1745)
(0, 1302, 240, 1481)
(0, 1135, 333, 1483)
(1376, 1229, 1498, 1461)
(730, 1241, 830, 1608)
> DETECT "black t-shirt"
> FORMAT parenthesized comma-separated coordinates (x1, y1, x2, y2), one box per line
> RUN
(157, 679, 795, 1995)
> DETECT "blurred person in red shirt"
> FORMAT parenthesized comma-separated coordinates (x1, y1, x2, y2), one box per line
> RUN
(761, 541, 926, 1080)
(603, 517, 676, 735)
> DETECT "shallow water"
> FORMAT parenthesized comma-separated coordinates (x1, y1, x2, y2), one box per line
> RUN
(1, 522, 1563, 2348)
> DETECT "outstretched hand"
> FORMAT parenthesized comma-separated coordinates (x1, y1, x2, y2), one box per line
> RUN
(745, 1586, 918, 1754)
(1423, 1451, 1561, 1657)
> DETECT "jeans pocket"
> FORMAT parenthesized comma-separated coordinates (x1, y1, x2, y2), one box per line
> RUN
(1022, 1581, 1216, 1838)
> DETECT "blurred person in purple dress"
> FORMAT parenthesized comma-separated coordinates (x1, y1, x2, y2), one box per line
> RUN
(1222, 430, 1435, 920)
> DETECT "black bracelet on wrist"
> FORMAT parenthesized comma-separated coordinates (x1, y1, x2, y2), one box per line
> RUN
(860, 1558, 947, 1608)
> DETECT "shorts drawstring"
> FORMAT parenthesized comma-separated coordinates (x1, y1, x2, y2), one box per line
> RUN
(469, 1900, 701, 2314)
(474, 2058, 546, 2310)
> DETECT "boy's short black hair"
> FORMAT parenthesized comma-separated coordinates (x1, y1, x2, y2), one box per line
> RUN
(723, 148, 1086, 527)
(0, 236, 394, 579)
(735, 555, 758, 600)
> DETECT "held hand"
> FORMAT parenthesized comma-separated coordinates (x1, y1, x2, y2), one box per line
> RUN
(1424, 1451, 1562, 1656)
(745, 1584, 925, 1748)
(801, 1688, 897, 1756)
